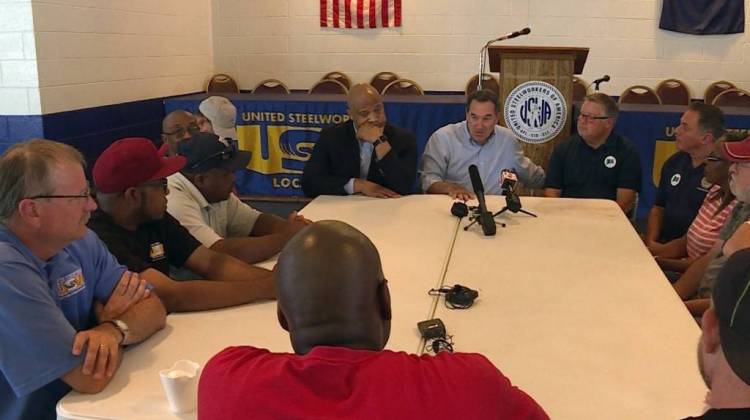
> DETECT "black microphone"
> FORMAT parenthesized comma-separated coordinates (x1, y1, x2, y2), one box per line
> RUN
(500, 169, 522, 213)
(591, 75, 610, 91)
(468, 165, 496, 236)
(487, 27, 531, 43)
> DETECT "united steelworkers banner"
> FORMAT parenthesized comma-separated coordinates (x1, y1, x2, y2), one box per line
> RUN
(165, 94, 466, 197)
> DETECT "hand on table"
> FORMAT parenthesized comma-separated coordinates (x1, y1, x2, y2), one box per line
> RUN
(448, 185, 475, 202)
(284, 211, 313, 236)
(72, 324, 123, 379)
(355, 180, 401, 198)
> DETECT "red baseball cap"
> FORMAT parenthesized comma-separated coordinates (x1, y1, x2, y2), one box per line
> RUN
(722, 136, 750, 162)
(93, 137, 186, 193)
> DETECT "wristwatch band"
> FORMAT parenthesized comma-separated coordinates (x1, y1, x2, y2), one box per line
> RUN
(102, 319, 129, 345)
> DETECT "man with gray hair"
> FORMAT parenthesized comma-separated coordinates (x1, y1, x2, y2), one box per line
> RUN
(199, 95, 239, 146)
(544, 93, 642, 213)
(0, 139, 166, 419)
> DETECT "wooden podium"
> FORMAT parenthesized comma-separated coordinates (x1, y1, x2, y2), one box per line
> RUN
(488, 46, 589, 171)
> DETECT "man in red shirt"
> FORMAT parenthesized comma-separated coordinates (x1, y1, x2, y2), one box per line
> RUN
(199, 220, 548, 419)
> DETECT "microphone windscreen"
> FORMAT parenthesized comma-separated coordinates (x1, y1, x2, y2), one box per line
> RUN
(520, 27, 531, 35)
(468, 164, 484, 194)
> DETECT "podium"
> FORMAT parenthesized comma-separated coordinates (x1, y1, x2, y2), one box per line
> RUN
(488, 46, 589, 171)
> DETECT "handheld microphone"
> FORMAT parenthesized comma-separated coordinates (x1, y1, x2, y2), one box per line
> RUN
(468, 165, 496, 236)
(501, 169, 522, 213)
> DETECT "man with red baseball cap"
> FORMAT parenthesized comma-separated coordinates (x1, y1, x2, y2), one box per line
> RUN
(674, 135, 750, 318)
(89, 137, 276, 313)
(683, 248, 750, 419)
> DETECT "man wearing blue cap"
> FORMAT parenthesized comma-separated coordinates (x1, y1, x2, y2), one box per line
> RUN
(167, 133, 311, 264)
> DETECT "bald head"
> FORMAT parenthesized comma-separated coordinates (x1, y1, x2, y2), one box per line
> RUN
(346, 84, 386, 132)
(276, 220, 391, 354)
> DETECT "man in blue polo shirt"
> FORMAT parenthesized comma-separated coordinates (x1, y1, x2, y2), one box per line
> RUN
(646, 102, 724, 247)
(544, 93, 642, 214)
(0, 139, 166, 420)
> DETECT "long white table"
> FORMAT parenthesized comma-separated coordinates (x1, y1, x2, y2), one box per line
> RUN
(57, 195, 458, 419)
(58, 195, 707, 419)
(435, 196, 706, 419)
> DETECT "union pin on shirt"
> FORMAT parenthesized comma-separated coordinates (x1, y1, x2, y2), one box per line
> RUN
(149, 242, 166, 261)
(56, 269, 86, 298)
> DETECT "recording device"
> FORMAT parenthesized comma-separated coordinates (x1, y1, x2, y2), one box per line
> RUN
(417, 318, 454, 353)
(417, 318, 447, 340)
(477, 27, 531, 90)
(468, 164, 496, 236)
(450, 201, 469, 218)
(591, 75, 610, 91)
(428, 284, 479, 309)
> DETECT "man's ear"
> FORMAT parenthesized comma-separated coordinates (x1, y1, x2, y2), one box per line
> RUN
(16, 199, 41, 226)
(277, 305, 290, 332)
(123, 187, 141, 205)
(701, 307, 721, 354)
(378, 279, 392, 321)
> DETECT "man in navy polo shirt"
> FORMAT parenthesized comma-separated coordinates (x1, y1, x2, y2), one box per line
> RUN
(646, 102, 724, 247)
(544, 93, 642, 214)
(0, 140, 166, 419)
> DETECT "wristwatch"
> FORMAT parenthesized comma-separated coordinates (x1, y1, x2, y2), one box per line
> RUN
(373, 135, 388, 148)
(102, 319, 129, 345)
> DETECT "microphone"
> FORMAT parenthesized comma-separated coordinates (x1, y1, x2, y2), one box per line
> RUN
(487, 27, 531, 43)
(478, 27, 531, 90)
(590, 75, 610, 91)
(501, 169, 522, 213)
(468, 165, 496, 236)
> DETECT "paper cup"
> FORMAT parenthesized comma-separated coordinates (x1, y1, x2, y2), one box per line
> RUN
(159, 359, 201, 413)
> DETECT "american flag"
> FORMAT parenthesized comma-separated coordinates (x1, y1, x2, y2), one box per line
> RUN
(320, 0, 402, 29)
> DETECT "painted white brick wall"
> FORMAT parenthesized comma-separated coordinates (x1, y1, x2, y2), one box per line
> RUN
(213, 0, 750, 99)
(0, 0, 41, 115)
(32, 0, 213, 114)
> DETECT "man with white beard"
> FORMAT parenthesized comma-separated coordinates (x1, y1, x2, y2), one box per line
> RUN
(673, 137, 750, 318)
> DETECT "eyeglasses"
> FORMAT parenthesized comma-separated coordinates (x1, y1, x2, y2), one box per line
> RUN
(138, 178, 168, 192)
(578, 113, 610, 121)
(188, 147, 235, 171)
(163, 123, 201, 138)
(27, 188, 92, 201)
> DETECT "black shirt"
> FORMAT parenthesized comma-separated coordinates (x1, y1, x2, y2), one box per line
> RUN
(88, 210, 201, 276)
(654, 151, 709, 243)
(682, 407, 750, 419)
(545, 133, 642, 200)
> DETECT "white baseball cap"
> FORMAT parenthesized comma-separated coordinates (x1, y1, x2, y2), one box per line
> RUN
(198, 96, 238, 140)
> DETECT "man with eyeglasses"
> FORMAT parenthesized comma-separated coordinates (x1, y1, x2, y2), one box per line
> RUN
(681, 248, 750, 419)
(544, 93, 642, 214)
(0, 139, 166, 420)
(161, 110, 203, 156)
(646, 103, 725, 249)
(167, 133, 311, 264)
(421, 89, 544, 200)
(672, 137, 750, 318)
(88, 138, 276, 313)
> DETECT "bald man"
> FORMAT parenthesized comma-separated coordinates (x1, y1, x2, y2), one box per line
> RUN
(301, 83, 417, 198)
(199, 221, 549, 419)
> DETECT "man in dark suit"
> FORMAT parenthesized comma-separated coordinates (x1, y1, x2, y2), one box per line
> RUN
(302, 83, 417, 198)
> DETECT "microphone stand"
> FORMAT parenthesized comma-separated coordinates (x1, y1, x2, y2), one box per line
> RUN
(476, 28, 530, 91)
(463, 206, 506, 231)
(492, 189, 538, 218)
